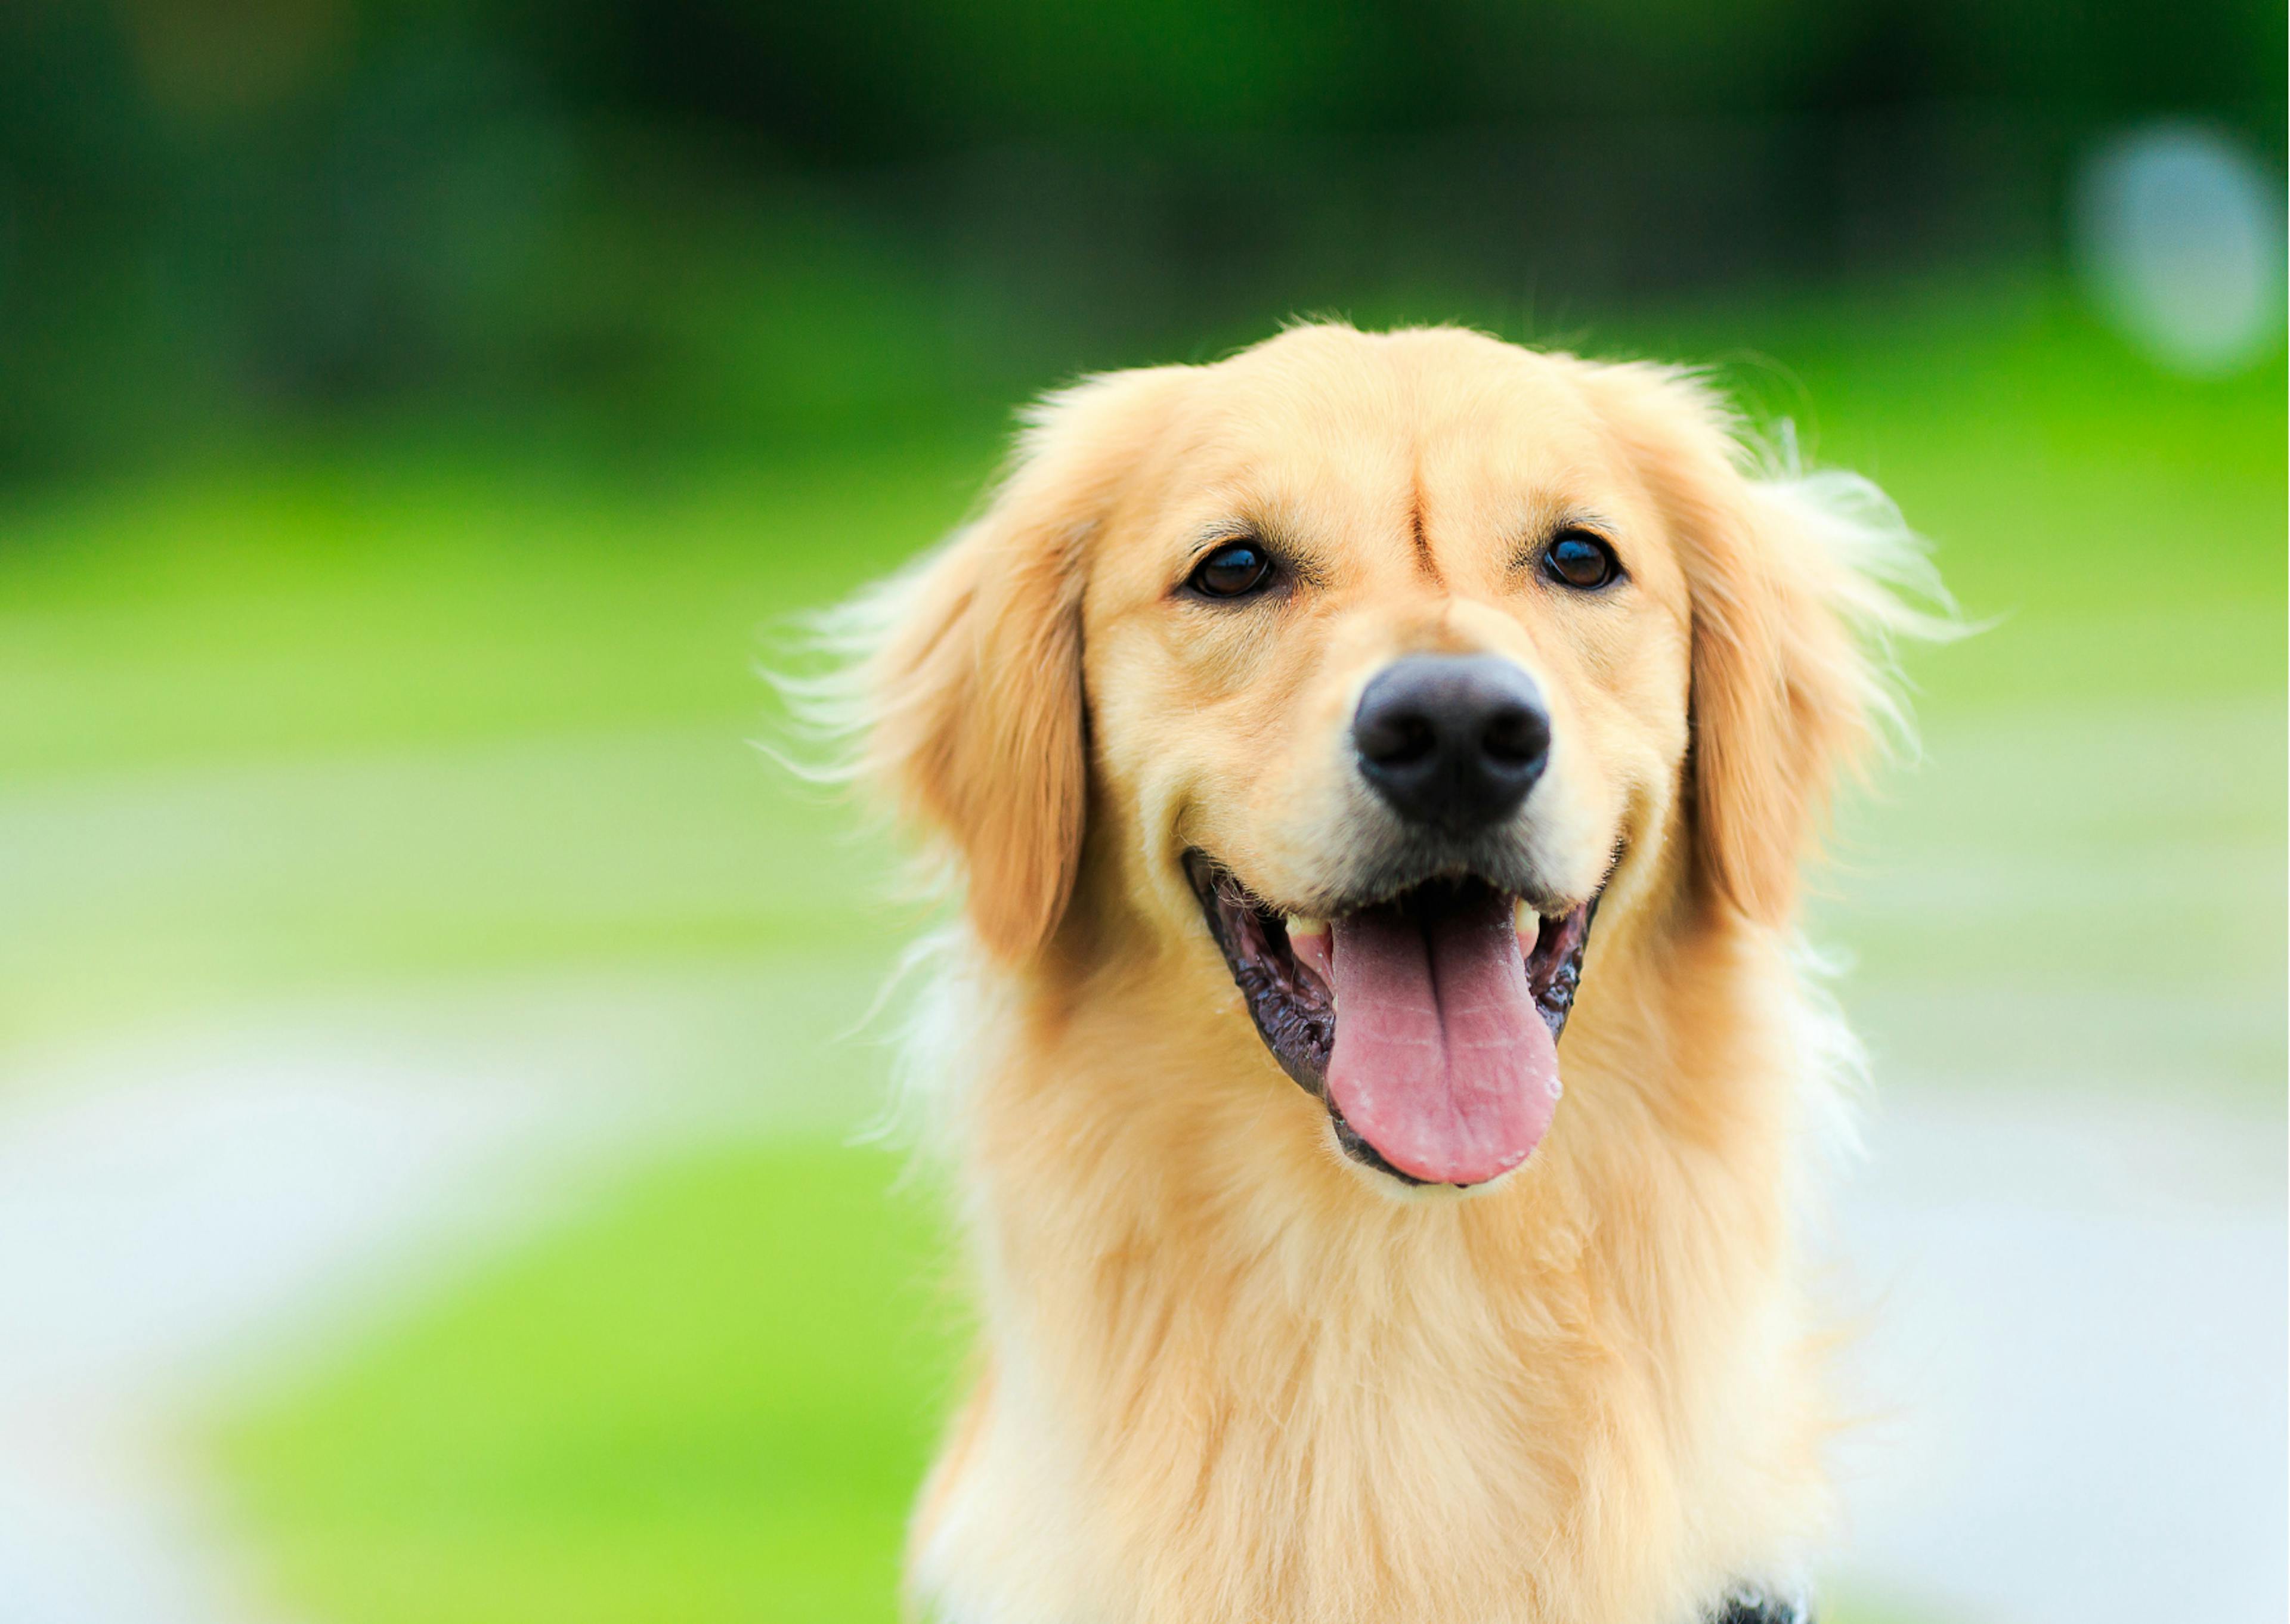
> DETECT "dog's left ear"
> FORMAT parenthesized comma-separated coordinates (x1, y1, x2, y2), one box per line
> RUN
(852, 367, 1183, 962)
(1589, 362, 1933, 926)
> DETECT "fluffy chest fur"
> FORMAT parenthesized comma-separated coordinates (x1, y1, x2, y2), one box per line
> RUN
(902, 920, 1835, 1624)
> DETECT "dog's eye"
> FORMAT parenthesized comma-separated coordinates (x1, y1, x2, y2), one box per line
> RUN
(1542, 532, 1621, 591)
(1187, 541, 1275, 599)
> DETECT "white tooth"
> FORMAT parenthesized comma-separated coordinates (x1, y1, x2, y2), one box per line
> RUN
(1286, 915, 1327, 938)
(1515, 898, 1541, 937)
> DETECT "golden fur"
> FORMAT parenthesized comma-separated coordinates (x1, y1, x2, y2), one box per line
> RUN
(836, 324, 1935, 1623)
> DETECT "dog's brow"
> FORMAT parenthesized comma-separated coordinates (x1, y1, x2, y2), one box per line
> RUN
(1187, 521, 1255, 554)
(1510, 508, 1620, 568)
(1187, 519, 1330, 586)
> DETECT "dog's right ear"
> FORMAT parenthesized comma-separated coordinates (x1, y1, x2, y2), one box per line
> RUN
(853, 368, 1182, 963)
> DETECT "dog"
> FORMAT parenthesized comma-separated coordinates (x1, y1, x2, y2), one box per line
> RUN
(831, 323, 1936, 1623)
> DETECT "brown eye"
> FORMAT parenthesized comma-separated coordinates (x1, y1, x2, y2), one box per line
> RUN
(1542, 532, 1621, 591)
(1187, 541, 1275, 599)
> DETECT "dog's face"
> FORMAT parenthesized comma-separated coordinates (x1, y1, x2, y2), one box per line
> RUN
(861, 326, 1873, 1192)
(1082, 333, 1696, 1186)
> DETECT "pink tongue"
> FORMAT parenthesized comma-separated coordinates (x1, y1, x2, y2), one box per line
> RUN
(1325, 894, 1559, 1185)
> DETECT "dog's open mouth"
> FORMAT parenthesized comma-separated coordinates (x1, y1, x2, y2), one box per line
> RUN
(1186, 853, 1593, 1188)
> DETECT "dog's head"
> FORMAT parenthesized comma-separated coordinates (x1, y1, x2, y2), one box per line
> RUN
(853, 325, 1918, 1191)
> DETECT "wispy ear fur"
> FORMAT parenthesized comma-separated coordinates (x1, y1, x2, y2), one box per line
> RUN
(1589, 362, 1955, 925)
(831, 368, 1183, 962)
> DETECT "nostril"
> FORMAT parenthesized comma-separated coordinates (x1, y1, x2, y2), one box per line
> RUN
(1481, 705, 1549, 767)
(1362, 713, 1437, 766)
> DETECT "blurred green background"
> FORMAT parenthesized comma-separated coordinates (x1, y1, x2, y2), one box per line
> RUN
(1, 4, 2282, 1624)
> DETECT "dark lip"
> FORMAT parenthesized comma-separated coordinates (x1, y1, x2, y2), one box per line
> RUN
(1183, 849, 1599, 1188)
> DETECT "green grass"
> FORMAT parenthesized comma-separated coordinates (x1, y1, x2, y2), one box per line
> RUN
(0, 430, 994, 777)
(213, 1141, 962, 1624)
(0, 432, 997, 1046)
(0, 275, 2277, 1621)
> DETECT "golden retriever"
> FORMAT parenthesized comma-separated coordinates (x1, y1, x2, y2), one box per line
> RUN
(833, 323, 1935, 1623)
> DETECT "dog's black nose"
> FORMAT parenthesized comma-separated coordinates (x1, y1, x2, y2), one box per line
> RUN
(1353, 655, 1550, 832)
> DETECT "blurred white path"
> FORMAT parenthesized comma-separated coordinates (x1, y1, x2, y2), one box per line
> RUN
(0, 1027, 578, 1624)
(0, 1014, 2280, 1624)
(0, 971, 853, 1624)
(1831, 1091, 2286, 1623)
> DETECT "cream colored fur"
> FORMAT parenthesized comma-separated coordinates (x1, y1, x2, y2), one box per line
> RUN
(833, 324, 1941, 1624)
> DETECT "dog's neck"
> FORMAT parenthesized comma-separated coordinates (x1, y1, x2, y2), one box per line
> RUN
(908, 903, 1831, 1624)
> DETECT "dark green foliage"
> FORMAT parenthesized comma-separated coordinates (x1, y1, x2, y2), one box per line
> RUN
(0, 0, 2277, 475)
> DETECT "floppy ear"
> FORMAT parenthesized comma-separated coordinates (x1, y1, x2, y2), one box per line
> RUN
(1592, 363, 1939, 925)
(852, 368, 1181, 962)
